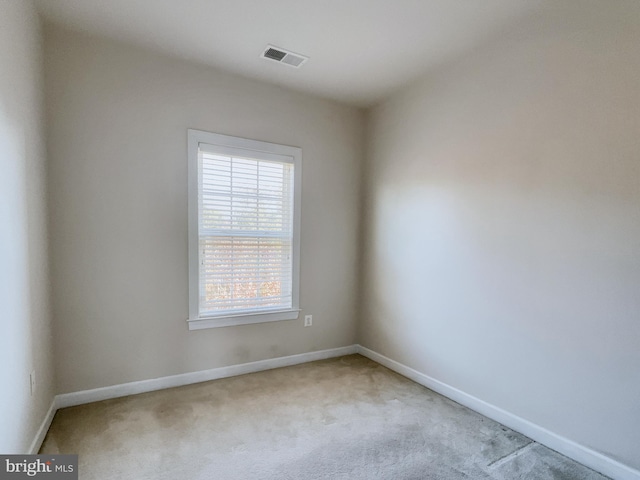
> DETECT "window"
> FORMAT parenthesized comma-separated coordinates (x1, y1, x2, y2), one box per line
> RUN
(187, 130, 301, 330)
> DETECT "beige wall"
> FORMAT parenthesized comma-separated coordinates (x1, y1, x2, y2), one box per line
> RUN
(0, 0, 55, 453)
(45, 26, 364, 394)
(361, 0, 640, 471)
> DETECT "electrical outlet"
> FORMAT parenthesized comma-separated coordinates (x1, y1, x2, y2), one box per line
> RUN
(30, 370, 36, 396)
(304, 315, 313, 327)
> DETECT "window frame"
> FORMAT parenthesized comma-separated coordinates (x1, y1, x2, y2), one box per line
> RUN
(187, 129, 301, 330)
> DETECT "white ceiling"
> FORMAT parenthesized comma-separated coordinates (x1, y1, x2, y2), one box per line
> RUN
(35, 0, 540, 107)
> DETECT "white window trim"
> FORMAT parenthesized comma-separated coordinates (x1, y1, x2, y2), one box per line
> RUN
(187, 129, 302, 330)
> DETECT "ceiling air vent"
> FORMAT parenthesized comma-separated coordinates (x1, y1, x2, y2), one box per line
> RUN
(261, 45, 308, 68)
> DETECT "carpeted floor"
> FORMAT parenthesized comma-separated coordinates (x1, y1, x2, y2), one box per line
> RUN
(40, 355, 608, 479)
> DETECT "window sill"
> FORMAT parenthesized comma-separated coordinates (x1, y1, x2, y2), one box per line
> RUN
(187, 309, 301, 330)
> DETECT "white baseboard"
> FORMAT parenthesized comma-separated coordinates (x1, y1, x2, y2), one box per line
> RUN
(356, 345, 640, 480)
(29, 398, 56, 454)
(56, 345, 358, 409)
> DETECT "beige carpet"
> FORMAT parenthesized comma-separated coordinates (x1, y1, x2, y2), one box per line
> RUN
(41, 355, 608, 479)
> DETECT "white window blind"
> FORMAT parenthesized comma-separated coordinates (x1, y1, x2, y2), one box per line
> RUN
(188, 130, 301, 329)
(199, 147, 294, 314)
